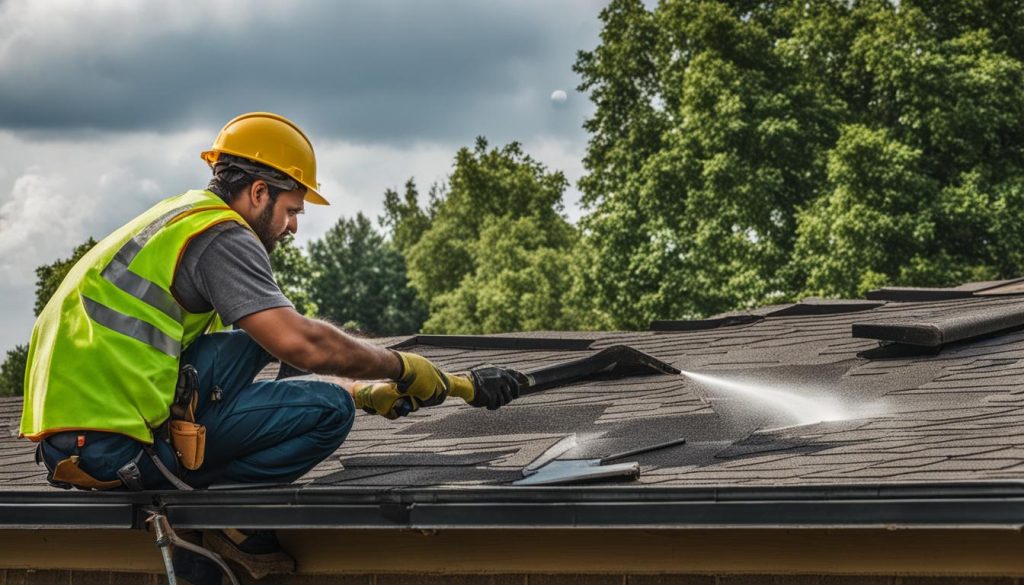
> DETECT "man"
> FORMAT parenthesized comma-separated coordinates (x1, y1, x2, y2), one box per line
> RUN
(19, 112, 519, 580)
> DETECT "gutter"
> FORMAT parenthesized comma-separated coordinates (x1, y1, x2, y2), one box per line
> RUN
(6, 482, 1024, 530)
(0, 490, 150, 529)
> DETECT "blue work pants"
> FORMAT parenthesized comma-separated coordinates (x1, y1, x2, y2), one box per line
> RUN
(40, 330, 354, 489)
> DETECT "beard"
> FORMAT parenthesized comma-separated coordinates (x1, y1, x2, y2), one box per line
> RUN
(251, 200, 281, 254)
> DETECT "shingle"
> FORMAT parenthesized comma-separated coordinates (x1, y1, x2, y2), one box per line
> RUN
(852, 301, 1024, 347)
(650, 314, 764, 331)
(391, 334, 594, 351)
(767, 298, 886, 317)
(866, 287, 975, 301)
(339, 451, 512, 467)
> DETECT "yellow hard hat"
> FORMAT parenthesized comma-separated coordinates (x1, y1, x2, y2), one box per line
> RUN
(201, 112, 329, 205)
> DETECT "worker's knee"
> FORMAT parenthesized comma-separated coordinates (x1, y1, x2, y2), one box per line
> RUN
(308, 380, 356, 446)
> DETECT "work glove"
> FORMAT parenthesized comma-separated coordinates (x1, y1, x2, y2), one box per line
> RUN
(393, 351, 452, 407)
(352, 381, 413, 420)
(352, 356, 521, 419)
(394, 352, 521, 410)
(455, 365, 521, 410)
(352, 352, 462, 419)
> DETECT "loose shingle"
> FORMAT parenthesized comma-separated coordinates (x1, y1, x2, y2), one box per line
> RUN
(852, 301, 1024, 347)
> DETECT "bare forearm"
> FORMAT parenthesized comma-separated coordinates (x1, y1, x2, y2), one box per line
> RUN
(237, 307, 403, 381)
(299, 320, 402, 380)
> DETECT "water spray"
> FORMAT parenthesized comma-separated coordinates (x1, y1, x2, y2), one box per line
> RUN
(680, 369, 848, 426)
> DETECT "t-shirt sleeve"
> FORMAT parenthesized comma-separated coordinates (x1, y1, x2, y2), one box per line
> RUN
(172, 222, 293, 326)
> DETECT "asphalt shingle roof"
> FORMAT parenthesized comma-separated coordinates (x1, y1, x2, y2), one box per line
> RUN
(5, 287, 1024, 492)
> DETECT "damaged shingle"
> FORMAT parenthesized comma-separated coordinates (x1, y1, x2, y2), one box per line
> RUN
(852, 300, 1024, 347)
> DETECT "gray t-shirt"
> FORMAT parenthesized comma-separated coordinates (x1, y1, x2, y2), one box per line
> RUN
(171, 222, 292, 325)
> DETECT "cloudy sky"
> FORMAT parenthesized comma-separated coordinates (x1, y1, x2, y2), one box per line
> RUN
(0, 0, 612, 356)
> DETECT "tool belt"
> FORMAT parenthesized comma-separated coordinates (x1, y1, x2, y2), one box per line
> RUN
(39, 365, 206, 491)
(40, 438, 193, 492)
(39, 432, 152, 491)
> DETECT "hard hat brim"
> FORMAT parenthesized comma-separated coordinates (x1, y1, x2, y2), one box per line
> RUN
(303, 188, 329, 206)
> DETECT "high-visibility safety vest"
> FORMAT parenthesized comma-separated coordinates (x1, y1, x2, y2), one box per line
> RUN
(20, 190, 249, 444)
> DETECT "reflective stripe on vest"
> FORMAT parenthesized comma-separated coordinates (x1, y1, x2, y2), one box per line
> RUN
(99, 204, 192, 325)
(81, 295, 182, 357)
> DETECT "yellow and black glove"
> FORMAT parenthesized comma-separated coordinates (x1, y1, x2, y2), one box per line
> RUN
(352, 352, 459, 419)
(393, 351, 452, 407)
(352, 382, 410, 420)
(462, 365, 521, 410)
(353, 353, 522, 419)
(393, 352, 522, 409)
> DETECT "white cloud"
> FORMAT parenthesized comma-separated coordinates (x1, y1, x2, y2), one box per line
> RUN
(0, 130, 210, 278)
(304, 134, 587, 238)
(0, 171, 88, 286)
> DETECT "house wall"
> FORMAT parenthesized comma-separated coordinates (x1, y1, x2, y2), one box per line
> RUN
(2, 529, 1024, 582)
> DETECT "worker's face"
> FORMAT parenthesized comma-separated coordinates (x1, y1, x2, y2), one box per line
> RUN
(250, 181, 305, 254)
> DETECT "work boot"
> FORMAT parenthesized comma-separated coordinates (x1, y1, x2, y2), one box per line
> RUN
(172, 529, 223, 585)
(203, 528, 296, 579)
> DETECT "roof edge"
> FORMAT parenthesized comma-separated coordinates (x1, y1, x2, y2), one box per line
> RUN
(5, 482, 1024, 530)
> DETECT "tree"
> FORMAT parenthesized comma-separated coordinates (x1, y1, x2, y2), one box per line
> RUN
(34, 238, 97, 316)
(574, 0, 1024, 326)
(574, 0, 839, 327)
(381, 179, 435, 256)
(404, 138, 579, 333)
(424, 216, 578, 334)
(308, 213, 426, 336)
(270, 236, 317, 316)
(0, 345, 27, 397)
(788, 125, 937, 297)
(785, 1, 1024, 297)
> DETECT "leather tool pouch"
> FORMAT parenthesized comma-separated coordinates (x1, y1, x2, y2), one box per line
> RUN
(51, 455, 122, 490)
(169, 419, 206, 470)
(169, 364, 207, 470)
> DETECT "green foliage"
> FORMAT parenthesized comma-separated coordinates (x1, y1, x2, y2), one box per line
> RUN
(404, 138, 579, 333)
(788, 125, 938, 297)
(308, 213, 426, 336)
(575, 0, 1024, 327)
(381, 179, 435, 256)
(424, 216, 578, 334)
(270, 237, 317, 316)
(0, 344, 27, 397)
(34, 238, 97, 316)
(786, 1, 1024, 298)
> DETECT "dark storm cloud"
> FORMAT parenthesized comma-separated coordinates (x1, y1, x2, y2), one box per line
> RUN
(0, 0, 602, 144)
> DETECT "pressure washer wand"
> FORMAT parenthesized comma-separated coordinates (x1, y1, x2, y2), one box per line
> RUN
(508, 345, 680, 395)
